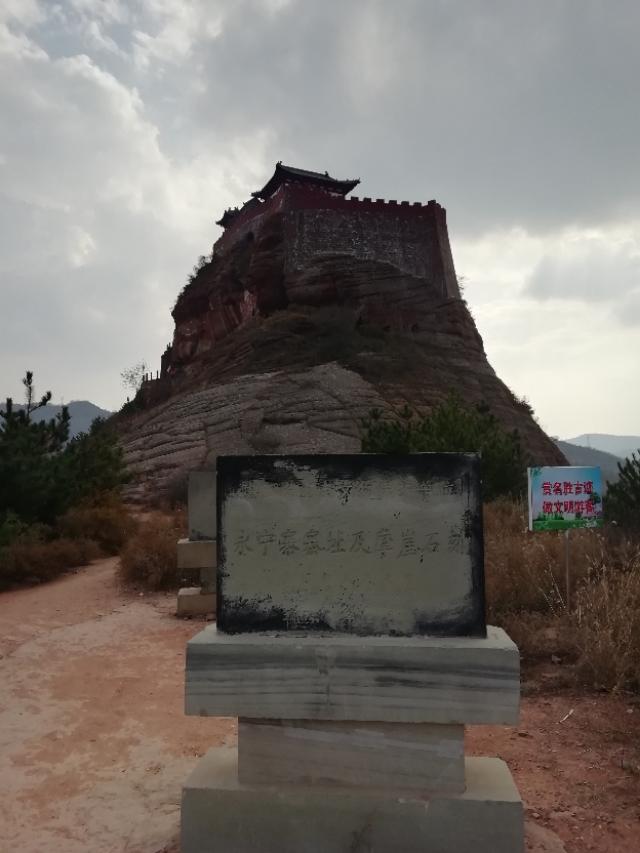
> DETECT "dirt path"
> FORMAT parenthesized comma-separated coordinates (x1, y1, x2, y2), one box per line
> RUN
(1, 560, 639, 852)
(0, 560, 232, 853)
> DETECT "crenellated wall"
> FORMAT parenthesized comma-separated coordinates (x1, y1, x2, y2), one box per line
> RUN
(212, 185, 459, 301)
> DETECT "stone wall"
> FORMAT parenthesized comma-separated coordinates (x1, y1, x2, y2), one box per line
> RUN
(212, 185, 459, 301)
(213, 188, 287, 255)
(284, 201, 459, 301)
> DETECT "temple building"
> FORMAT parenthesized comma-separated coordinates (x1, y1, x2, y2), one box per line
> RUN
(160, 162, 461, 378)
(210, 163, 459, 305)
(124, 160, 565, 503)
(214, 164, 361, 252)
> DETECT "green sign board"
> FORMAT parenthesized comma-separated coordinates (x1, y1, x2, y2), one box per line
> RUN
(528, 466, 603, 532)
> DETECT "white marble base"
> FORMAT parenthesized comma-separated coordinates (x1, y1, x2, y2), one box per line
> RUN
(185, 625, 519, 724)
(181, 746, 524, 853)
(238, 718, 464, 793)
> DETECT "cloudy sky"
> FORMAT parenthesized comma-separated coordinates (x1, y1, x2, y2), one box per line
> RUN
(1, 1, 638, 438)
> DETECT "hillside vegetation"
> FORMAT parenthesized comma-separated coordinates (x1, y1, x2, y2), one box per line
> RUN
(0, 373, 132, 588)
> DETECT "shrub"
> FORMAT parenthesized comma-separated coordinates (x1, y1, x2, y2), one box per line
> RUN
(606, 451, 640, 532)
(59, 418, 129, 510)
(58, 502, 137, 555)
(118, 511, 187, 590)
(1, 372, 129, 528)
(0, 511, 51, 548)
(0, 376, 70, 524)
(0, 537, 101, 588)
(361, 395, 529, 501)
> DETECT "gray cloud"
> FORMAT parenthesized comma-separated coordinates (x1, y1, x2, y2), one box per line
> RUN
(181, 0, 640, 234)
(526, 236, 640, 305)
(27, 0, 640, 233)
(1, 0, 639, 434)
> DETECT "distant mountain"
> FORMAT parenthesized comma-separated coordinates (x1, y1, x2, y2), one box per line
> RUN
(5, 400, 113, 439)
(564, 433, 640, 461)
(554, 440, 623, 489)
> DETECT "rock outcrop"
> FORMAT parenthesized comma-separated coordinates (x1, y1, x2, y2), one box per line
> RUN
(119, 363, 385, 502)
(117, 180, 565, 501)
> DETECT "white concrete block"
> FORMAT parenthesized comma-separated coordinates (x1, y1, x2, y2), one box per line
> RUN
(177, 587, 216, 618)
(185, 626, 520, 724)
(238, 719, 464, 793)
(177, 538, 216, 570)
(181, 747, 524, 853)
(188, 470, 217, 540)
(199, 564, 215, 594)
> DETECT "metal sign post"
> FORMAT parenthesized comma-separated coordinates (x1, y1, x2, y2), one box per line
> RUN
(564, 528, 570, 610)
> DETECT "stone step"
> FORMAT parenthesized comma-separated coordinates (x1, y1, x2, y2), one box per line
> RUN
(181, 747, 524, 853)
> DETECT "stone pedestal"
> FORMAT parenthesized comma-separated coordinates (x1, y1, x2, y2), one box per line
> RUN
(176, 538, 216, 617)
(180, 454, 525, 851)
(176, 470, 218, 618)
(182, 626, 523, 852)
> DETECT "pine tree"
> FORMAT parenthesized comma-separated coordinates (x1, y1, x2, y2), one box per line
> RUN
(606, 452, 640, 531)
(361, 395, 529, 501)
(0, 373, 71, 523)
(1, 373, 128, 527)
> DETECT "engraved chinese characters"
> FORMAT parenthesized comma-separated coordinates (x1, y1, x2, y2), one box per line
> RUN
(232, 525, 445, 560)
(217, 454, 486, 637)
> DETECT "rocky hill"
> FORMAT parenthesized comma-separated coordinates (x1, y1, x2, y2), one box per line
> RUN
(116, 174, 565, 502)
(555, 440, 622, 489)
(564, 433, 640, 461)
(10, 400, 112, 439)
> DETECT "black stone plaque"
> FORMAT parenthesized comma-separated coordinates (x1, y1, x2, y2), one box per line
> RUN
(216, 454, 486, 637)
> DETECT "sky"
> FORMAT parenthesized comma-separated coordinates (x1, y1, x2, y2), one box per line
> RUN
(1, 1, 639, 439)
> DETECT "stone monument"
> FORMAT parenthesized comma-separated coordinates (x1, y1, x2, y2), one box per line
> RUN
(181, 453, 524, 852)
(176, 470, 217, 617)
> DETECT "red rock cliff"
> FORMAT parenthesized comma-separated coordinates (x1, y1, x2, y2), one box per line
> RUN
(117, 183, 564, 500)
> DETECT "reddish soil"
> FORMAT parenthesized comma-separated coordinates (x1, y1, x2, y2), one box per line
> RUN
(469, 693, 640, 852)
(1, 558, 639, 852)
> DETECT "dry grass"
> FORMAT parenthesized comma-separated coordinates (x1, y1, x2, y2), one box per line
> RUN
(58, 501, 137, 555)
(0, 537, 102, 588)
(484, 498, 605, 616)
(118, 509, 188, 590)
(574, 557, 640, 690)
(484, 499, 640, 691)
